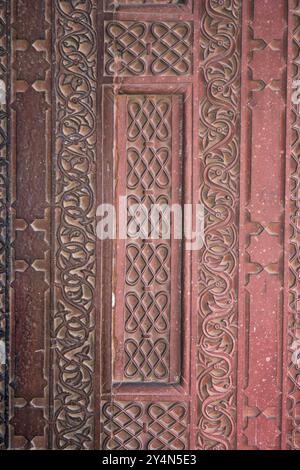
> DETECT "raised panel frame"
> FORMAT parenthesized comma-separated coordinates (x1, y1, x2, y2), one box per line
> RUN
(98, 82, 193, 399)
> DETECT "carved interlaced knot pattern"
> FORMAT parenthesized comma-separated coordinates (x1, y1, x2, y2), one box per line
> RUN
(105, 22, 146, 75)
(128, 97, 171, 141)
(127, 194, 170, 240)
(147, 403, 188, 450)
(127, 147, 170, 190)
(125, 243, 170, 380)
(125, 291, 169, 335)
(150, 23, 191, 75)
(102, 402, 188, 450)
(126, 243, 169, 286)
(125, 337, 168, 380)
(102, 402, 143, 450)
(127, 193, 170, 241)
(197, 0, 241, 450)
(105, 21, 191, 76)
(123, 96, 172, 382)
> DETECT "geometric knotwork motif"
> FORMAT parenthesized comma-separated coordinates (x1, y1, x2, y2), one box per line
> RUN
(121, 95, 173, 382)
(127, 147, 170, 190)
(124, 252, 170, 381)
(128, 97, 171, 141)
(147, 403, 188, 450)
(101, 402, 144, 450)
(150, 23, 191, 75)
(124, 240, 170, 382)
(126, 243, 170, 287)
(113, 91, 182, 385)
(104, 21, 192, 76)
(105, 22, 146, 75)
(125, 291, 169, 335)
(124, 337, 169, 380)
(127, 194, 170, 239)
(101, 402, 189, 450)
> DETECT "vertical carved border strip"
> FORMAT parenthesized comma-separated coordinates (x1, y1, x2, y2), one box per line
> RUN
(10, 0, 52, 450)
(238, 0, 287, 450)
(100, 3, 194, 449)
(53, 0, 97, 450)
(282, 0, 293, 451)
(0, 0, 8, 450)
(197, 0, 241, 450)
(288, 0, 300, 451)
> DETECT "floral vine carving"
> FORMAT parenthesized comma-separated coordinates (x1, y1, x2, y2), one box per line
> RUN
(54, 0, 97, 450)
(197, 0, 241, 450)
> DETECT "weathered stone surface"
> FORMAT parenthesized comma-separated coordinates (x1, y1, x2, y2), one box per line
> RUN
(2, 0, 299, 451)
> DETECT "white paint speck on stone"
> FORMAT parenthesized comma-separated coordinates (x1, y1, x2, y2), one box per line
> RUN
(0, 79, 5, 105)
(0, 339, 5, 365)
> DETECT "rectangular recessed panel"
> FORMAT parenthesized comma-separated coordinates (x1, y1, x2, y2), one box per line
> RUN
(113, 94, 183, 384)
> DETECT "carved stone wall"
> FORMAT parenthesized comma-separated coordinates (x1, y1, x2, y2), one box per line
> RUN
(2, 0, 300, 451)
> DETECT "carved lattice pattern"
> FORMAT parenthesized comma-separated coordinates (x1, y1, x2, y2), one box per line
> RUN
(104, 21, 192, 76)
(101, 402, 188, 450)
(123, 95, 172, 382)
